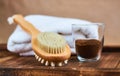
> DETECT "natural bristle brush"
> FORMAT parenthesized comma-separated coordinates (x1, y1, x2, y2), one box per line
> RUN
(8, 14, 71, 66)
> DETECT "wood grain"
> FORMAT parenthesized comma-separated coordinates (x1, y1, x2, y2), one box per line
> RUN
(0, 49, 120, 76)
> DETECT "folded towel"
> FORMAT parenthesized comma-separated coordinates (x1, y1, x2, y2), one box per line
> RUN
(7, 15, 98, 56)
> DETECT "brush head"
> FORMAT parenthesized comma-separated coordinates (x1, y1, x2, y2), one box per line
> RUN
(37, 32, 66, 54)
(33, 32, 71, 67)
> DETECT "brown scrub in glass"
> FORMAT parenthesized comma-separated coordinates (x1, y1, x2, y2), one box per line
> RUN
(75, 39, 102, 61)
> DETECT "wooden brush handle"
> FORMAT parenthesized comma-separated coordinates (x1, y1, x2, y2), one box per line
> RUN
(13, 14, 40, 35)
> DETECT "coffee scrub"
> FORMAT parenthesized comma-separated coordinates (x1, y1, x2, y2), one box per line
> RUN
(75, 39, 102, 59)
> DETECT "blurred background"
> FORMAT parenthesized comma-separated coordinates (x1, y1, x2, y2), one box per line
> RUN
(0, 0, 120, 47)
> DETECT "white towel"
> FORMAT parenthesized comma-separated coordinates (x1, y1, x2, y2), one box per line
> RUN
(7, 15, 98, 56)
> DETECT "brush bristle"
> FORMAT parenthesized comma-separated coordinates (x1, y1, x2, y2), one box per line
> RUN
(34, 53, 68, 67)
(37, 32, 66, 54)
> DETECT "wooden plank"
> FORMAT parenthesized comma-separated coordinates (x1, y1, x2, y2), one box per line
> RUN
(117, 64, 120, 69)
(97, 53, 120, 68)
(0, 52, 119, 69)
(0, 51, 120, 76)
(0, 45, 120, 76)
(117, 60, 120, 68)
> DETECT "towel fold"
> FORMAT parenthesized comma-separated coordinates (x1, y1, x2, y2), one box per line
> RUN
(7, 15, 98, 56)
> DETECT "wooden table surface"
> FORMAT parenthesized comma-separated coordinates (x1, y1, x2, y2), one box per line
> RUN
(0, 44, 120, 76)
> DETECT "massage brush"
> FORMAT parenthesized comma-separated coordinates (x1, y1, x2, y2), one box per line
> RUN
(8, 14, 71, 66)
